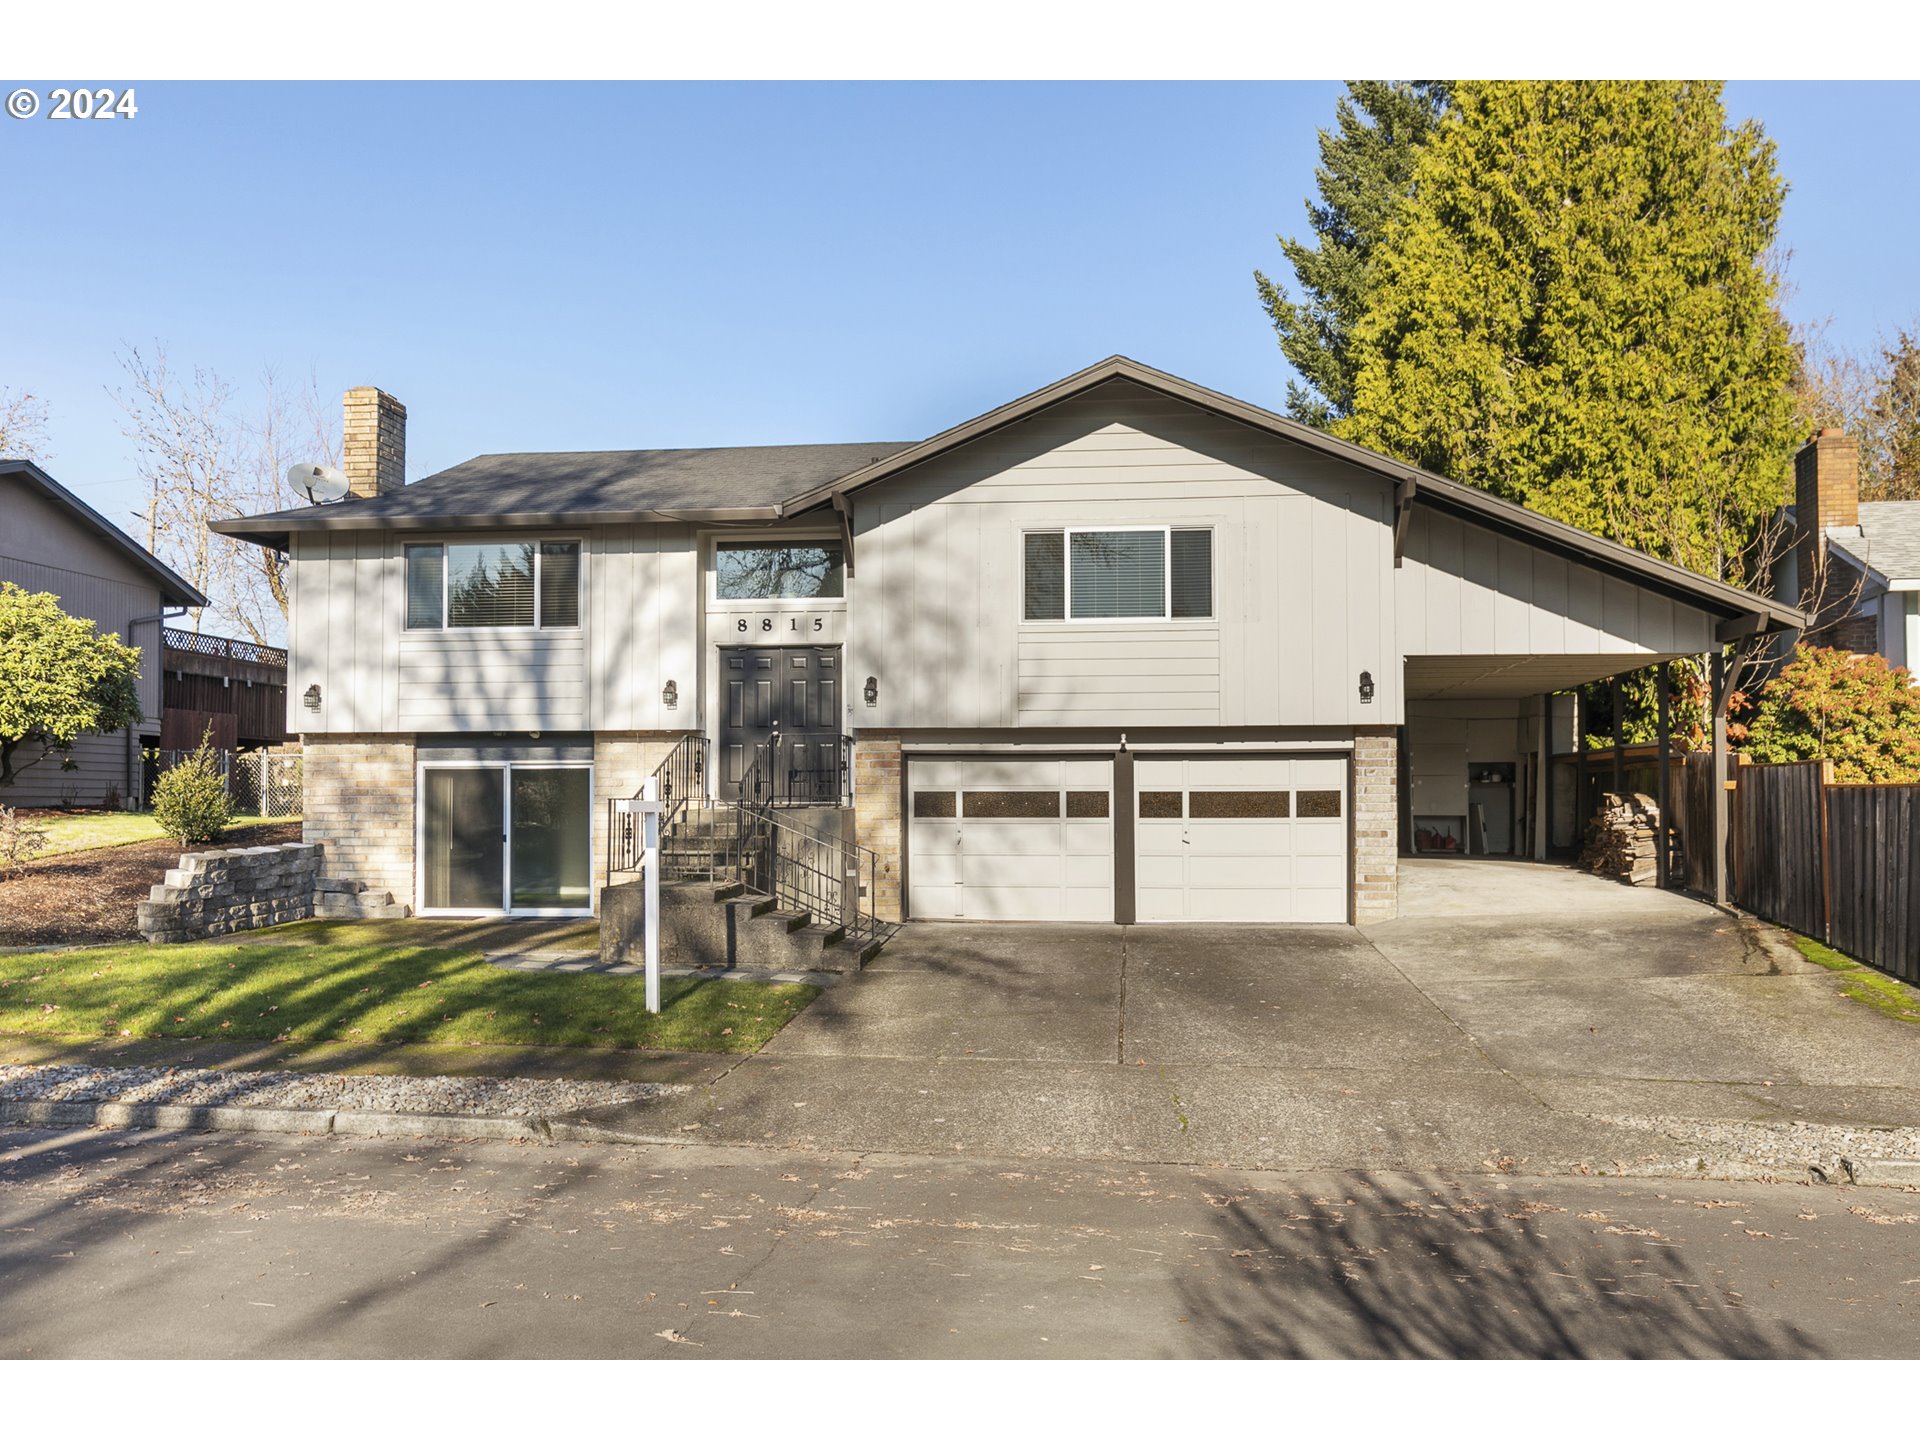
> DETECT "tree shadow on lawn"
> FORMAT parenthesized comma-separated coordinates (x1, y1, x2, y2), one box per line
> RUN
(0, 920, 816, 1062)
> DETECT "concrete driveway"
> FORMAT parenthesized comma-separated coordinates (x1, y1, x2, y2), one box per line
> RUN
(574, 859, 1920, 1174)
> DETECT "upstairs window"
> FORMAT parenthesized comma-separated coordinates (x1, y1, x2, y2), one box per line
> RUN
(404, 540, 581, 630)
(714, 541, 845, 600)
(1022, 527, 1212, 622)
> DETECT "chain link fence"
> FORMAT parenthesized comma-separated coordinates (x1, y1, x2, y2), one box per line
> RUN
(150, 748, 303, 818)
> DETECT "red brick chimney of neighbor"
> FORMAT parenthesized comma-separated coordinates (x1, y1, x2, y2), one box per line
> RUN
(1796, 427, 1861, 534)
(341, 386, 406, 499)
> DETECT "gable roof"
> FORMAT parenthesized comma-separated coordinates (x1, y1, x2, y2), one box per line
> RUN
(1830, 501, 1920, 587)
(1, 459, 209, 608)
(208, 354, 1800, 636)
(209, 442, 914, 548)
(787, 355, 1805, 635)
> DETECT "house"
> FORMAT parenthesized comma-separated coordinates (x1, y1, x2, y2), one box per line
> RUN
(211, 362, 1800, 930)
(0, 458, 209, 808)
(1778, 428, 1920, 671)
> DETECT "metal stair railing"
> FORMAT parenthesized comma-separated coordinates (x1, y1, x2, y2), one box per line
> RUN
(734, 740, 896, 950)
(606, 735, 707, 886)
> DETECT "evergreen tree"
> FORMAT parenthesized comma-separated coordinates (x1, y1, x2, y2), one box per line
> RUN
(1255, 81, 1450, 428)
(1341, 81, 1799, 584)
(1871, 329, 1920, 502)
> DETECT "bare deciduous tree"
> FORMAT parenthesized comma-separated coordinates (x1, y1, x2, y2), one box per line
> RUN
(0, 386, 51, 463)
(113, 345, 336, 647)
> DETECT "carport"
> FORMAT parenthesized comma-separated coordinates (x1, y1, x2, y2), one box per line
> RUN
(1393, 478, 1805, 904)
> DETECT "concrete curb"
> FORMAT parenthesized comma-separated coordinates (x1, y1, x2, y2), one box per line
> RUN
(0, 1099, 551, 1144)
(7, 1099, 1919, 1187)
(1841, 1156, 1920, 1189)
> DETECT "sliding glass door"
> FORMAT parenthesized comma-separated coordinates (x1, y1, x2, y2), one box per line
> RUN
(509, 768, 592, 910)
(419, 763, 593, 915)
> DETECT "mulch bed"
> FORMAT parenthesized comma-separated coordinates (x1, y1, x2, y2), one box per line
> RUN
(0, 824, 302, 947)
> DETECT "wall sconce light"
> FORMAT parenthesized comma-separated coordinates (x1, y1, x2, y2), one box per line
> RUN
(863, 675, 878, 707)
(1357, 670, 1375, 705)
(303, 683, 322, 711)
(663, 679, 679, 709)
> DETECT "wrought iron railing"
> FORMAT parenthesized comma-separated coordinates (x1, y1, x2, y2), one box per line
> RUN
(738, 732, 853, 808)
(607, 732, 893, 953)
(607, 735, 706, 885)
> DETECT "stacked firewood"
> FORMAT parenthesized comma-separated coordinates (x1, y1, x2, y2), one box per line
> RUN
(1581, 791, 1661, 886)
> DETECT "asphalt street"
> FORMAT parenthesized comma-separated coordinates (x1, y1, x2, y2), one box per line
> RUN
(2, 1125, 1915, 1359)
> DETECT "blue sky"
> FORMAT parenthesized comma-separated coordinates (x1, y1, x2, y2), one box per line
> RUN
(6, 80, 1918, 545)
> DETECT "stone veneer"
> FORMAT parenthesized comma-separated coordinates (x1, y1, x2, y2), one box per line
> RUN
(137, 842, 322, 943)
(851, 731, 903, 923)
(301, 735, 416, 904)
(1352, 726, 1399, 925)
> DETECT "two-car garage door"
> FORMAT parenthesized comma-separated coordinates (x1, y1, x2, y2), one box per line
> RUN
(905, 753, 1348, 924)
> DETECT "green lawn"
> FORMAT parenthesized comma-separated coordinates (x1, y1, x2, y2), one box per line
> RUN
(1790, 934, 1920, 1024)
(27, 810, 299, 858)
(0, 921, 818, 1053)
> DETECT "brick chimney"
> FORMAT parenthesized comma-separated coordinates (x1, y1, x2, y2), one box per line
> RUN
(341, 387, 406, 499)
(1795, 428, 1860, 608)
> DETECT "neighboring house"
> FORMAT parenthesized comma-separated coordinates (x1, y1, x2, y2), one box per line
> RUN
(1777, 428, 1920, 671)
(212, 363, 1799, 928)
(0, 458, 209, 808)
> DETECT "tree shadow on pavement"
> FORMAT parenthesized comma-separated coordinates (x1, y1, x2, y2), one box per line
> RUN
(1174, 1170, 1823, 1359)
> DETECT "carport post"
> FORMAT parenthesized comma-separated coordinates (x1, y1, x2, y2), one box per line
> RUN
(1609, 676, 1626, 800)
(1709, 650, 1731, 907)
(1655, 668, 1672, 890)
(1535, 694, 1550, 861)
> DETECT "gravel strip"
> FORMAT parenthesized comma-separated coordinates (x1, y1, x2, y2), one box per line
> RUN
(1594, 1112, 1920, 1174)
(0, 1062, 682, 1118)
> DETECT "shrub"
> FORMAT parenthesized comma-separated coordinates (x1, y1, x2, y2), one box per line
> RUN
(151, 733, 232, 843)
(1743, 645, 1920, 783)
(0, 806, 48, 880)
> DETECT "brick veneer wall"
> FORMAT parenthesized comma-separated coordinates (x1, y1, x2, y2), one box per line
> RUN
(137, 842, 322, 943)
(593, 732, 684, 898)
(1352, 727, 1399, 925)
(301, 735, 416, 902)
(851, 731, 903, 922)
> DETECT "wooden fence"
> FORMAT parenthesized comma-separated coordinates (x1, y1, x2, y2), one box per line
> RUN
(1674, 755, 1920, 985)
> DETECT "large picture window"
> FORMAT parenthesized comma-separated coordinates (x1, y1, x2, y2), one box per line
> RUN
(1022, 527, 1212, 622)
(404, 540, 581, 630)
(714, 541, 845, 600)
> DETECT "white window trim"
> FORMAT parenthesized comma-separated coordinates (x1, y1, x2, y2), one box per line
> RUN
(1022, 525, 1214, 624)
(708, 532, 848, 609)
(404, 538, 584, 634)
(414, 759, 597, 918)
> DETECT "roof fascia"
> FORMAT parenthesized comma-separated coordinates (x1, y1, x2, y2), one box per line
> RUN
(2, 459, 209, 608)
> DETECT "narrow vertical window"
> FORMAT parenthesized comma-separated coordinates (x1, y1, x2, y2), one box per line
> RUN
(1171, 529, 1213, 619)
(405, 544, 444, 629)
(539, 541, 581, 628)
(1024, 531, 1065, 620)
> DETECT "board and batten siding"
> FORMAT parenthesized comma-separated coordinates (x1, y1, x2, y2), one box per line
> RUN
(848, 378, 1400, 729)
(1396, 508, 1716, 660)
(287, 525, 698, 735)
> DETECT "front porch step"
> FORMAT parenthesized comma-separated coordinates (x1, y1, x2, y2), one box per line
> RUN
(313, 887, 412, 921)
(599, 879, 872, 974)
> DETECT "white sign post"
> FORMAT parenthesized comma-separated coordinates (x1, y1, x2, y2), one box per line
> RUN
(639, 775, 663, 1014)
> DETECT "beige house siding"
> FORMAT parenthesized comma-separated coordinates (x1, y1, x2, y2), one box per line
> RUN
(848, 378, 1398, 731)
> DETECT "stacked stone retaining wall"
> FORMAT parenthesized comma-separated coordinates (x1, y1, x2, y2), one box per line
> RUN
(137, 842, 323, 944)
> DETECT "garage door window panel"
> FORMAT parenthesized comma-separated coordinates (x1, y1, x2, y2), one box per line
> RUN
(1297, 790, 1343, 818)
(964, 791, 1061, 819)
(1138, 791, 1183, 818)
(912, 791, 957, 818)
(1189, 790, 1290, 819)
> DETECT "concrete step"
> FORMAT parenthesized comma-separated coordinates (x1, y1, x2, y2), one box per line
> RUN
(313, 889, 412, 921)
(599, 878, 877, 974)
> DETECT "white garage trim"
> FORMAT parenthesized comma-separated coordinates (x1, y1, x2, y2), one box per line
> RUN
(1135, 753, 1350, 924)
(906, 755, 1114, 922)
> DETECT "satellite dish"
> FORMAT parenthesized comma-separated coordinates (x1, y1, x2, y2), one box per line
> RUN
(287, 462, 349, 505)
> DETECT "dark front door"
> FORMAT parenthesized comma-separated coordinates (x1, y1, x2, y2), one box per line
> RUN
(720, 646, 843, 803)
